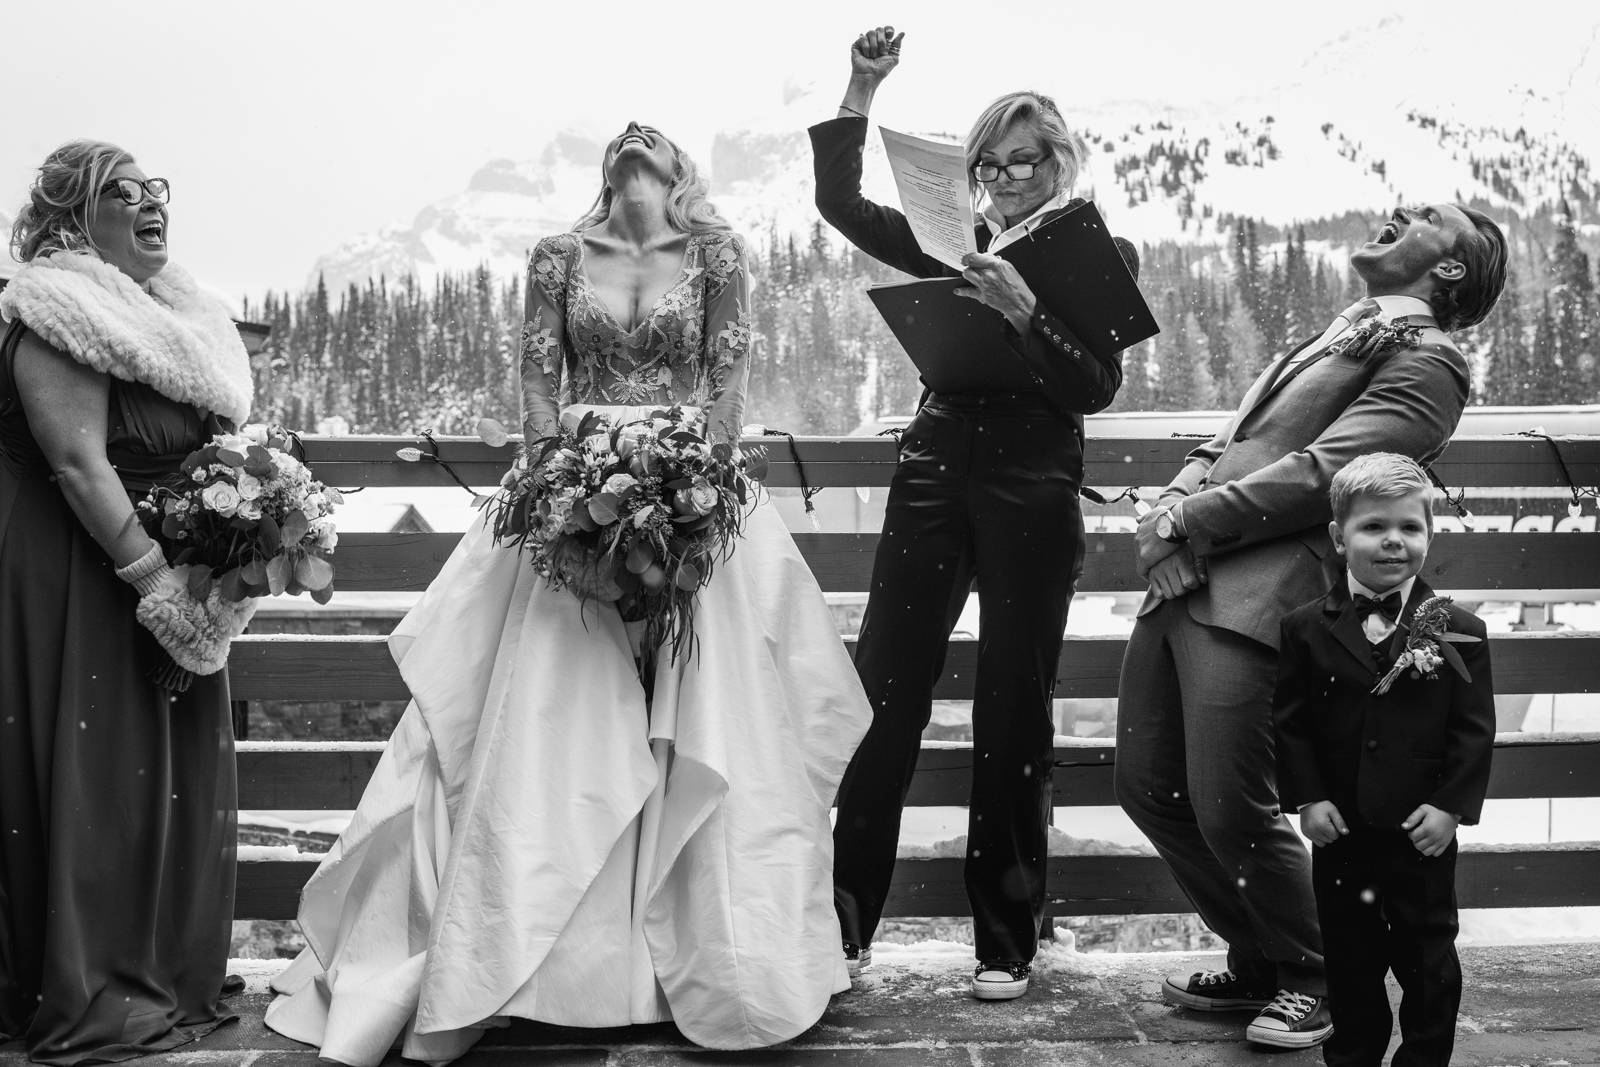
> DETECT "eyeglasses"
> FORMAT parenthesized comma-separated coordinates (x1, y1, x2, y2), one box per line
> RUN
(99, 177, 170, 206)
(972, 161, 1043, 183)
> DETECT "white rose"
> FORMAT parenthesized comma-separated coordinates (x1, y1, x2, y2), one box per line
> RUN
(310, 518, 339, 551)
(673, 475, 719, 518)
(201, 482, 241, 516)
(603, 473, 637, 495)
(235, 472, 263, 500)
(235, 498, 263, 521)
(241, 424, 271, 446)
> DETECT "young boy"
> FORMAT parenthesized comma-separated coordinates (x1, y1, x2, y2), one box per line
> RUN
(1272, 452, 1495, 1066)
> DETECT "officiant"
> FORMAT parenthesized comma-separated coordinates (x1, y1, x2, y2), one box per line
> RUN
(810, 25, 1139, 1002)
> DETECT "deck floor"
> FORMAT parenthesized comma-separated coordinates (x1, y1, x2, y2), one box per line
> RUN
(4, 942, 1597, 1066)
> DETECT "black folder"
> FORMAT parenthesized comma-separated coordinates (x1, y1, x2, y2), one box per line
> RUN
(867, 201, 1158, 394)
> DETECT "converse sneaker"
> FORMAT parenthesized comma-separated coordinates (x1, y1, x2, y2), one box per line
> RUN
(970, 961, 1030, 1001)
(1161, 968, 1274, 1011)
(1245, 989, 1334, 1048)
(844, 941, 872, 978)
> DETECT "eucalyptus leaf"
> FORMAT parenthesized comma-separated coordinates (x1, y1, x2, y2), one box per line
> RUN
(626, 540, 655, 574)
(477, 417, 510, 448)
(588, 493, 620, 526)
(219, 567, 247, 603)
(295, 552, 334, 591)
(266, 554, 293, 595)
(186, 565, 213, 601)
(281, 509, 310, 545)
(259, 513, 282, 555)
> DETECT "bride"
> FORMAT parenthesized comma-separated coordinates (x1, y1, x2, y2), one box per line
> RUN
(265, 121, 872, 1062)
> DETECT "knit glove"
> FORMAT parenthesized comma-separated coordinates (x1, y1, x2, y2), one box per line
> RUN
(118, 545, 259, 689)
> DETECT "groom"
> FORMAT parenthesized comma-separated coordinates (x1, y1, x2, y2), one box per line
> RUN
(1113, 203, 1506, 1049)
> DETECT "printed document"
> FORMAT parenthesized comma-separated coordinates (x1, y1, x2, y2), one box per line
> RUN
(878, 127, 977, 271)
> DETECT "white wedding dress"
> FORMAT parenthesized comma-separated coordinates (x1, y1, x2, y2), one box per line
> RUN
(265, 232, 872, 1062)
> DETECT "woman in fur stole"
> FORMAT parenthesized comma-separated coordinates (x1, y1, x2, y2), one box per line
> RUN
(0, 140, 253, 1064)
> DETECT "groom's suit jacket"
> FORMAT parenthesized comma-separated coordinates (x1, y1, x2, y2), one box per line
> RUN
(1143, 312, 1469, 650)
(1272, 577, 1495, 828)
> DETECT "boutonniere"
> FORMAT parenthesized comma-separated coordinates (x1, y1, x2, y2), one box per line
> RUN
(1372, 595, 1481, 695)
(1327, 318, 1427, 362)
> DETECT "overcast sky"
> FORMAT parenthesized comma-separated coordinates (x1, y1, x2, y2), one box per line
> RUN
(1, 0, 1584, 299)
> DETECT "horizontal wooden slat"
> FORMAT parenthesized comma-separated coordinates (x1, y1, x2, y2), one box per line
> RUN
(235, 844, 1600, 920)
(237, 742, 386, 809)
(331, 530, 1600, 595)
(238, 734, 1600, 812)
(227, 631, 1600, 702)
(296, 435, 1600, 491)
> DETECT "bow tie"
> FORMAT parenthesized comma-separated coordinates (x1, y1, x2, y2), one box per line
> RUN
(1353, 591, 1402, 624)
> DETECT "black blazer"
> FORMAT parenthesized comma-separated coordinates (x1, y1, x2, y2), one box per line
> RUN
(1273, 577, 1496, 828)
(808, 116, 1128, 420)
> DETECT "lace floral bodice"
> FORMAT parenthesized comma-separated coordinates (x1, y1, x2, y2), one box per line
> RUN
(520, 230, 751, 443)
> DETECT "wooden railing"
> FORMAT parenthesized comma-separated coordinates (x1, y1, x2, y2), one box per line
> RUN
(234, 433, 1600, 920)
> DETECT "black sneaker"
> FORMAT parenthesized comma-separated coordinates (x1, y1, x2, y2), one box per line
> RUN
(1245, 989, 1334, 1048)
(970, 961, 1030, 1001)
(1161, 968, 1274, 1011)
(844, 941, 872, 978)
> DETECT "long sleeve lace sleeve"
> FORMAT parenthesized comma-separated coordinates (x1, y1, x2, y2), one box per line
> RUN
(520, 236, 573, 443)
(700, 232, 752, 444)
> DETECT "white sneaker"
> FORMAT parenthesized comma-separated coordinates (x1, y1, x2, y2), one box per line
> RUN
(970, 962, 1030, 1001)
(844, 942, 872, 978)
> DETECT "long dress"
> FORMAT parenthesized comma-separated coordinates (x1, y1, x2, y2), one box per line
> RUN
(0, 321, 238, 1065)
(265, 230, 872, 1063)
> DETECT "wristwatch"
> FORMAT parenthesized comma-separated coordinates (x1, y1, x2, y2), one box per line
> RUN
(1153, 505, 1187, 544)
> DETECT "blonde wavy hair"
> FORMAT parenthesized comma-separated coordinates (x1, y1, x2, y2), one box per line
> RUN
(572, 130, 729, 234)
(10, 139, 135, 262)
(964, 91, 1088, 203)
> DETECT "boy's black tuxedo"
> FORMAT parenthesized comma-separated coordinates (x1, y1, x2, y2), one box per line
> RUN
(1273, 576, 1495, 1066)
(1273, 577, 1495, 829)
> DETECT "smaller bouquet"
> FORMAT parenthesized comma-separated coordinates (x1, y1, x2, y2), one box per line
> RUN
(1371, 595, 1480, 696)
(135, 425, 341, 687)
(490, 406, 765, 664)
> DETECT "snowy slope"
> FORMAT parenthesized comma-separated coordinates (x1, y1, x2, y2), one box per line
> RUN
(307, 12, 1600, 292)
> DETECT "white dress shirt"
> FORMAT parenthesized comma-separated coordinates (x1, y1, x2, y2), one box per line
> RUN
(980, 189, 1078, 256)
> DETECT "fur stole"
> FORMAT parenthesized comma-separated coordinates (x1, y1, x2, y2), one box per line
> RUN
(0, 252, 252, 424)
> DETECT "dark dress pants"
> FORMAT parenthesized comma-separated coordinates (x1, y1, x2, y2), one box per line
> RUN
(832, 395, 1084, 965)
(1114, 598, 1325, 994)
(1315, 830, 1462, 1067)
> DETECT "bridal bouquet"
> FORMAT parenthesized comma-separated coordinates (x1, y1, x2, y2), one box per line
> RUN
(491, 406, 765, 661)
(133, 425, 341, 688)
(139, 426, 342, 603)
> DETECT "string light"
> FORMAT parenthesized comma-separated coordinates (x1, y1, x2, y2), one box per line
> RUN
(1517, 429, 1598, 519)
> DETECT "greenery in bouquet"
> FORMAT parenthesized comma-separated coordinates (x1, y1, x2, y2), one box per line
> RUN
(138, 426, 342, 606)
(490, 406, 767, 662)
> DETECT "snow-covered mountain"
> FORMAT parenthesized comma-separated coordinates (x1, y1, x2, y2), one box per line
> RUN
(308, 12, 1600, 293)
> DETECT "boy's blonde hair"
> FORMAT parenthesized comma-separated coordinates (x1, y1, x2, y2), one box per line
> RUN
(1329, 452, 1435, 527)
